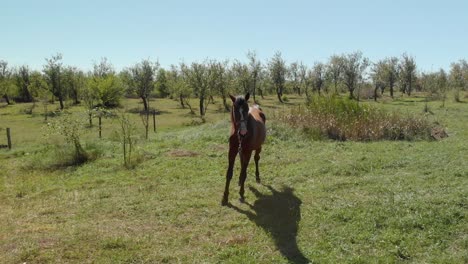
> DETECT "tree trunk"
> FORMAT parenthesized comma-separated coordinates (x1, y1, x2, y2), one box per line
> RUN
(277, 92, 283, 103)
(89, 112, 93, 127)
(222, 95, 229, 112)
(259, 88, 264, 99)
(179, 94, 185, 108)
(142, 97, 149, 112)
(59, 96, 64, 110)
(277, 87, 284, 103)
(199, 96, 205, 116)
(390, 84, 394, 98)
(252, 80, 257, 103)
(374, 85, 379, 102)
(3, 94, 11, 105)
(349, 88, 355, 99)
(74, 94, 80, 105)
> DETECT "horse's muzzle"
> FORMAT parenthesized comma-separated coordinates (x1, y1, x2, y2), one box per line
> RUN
(238, 129, 248, 138)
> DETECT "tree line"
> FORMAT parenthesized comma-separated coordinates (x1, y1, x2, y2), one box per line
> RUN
(1, 51, 467, 117)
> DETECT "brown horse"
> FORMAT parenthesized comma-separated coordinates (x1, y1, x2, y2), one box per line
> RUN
(222, 93, 266, 206)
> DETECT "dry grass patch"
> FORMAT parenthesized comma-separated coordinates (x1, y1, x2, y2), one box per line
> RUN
(278, 95, 447, 141)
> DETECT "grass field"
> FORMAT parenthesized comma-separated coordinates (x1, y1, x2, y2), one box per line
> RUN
(0, 94, 467, 263)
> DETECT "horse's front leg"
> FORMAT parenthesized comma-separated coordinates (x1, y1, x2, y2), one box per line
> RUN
(239, 150, 253, 202)
(254, 147, 262, 183)
(222, 140, 238, 206)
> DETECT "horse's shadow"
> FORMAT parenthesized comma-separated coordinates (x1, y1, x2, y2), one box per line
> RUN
(229, 185, 310, 264)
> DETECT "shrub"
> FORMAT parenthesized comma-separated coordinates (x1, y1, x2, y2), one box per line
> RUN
(45, 113, 89, 164)
(116, 112, 139, 168)
(277, 95, 444, 141)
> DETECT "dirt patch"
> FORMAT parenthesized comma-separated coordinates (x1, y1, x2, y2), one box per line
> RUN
(211, 144, 227, 152)
(167, 149, 200, 157)
(219, 234, 251, 246)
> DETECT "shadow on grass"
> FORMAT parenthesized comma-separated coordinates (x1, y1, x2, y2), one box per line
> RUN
(229, 185, 310, 264)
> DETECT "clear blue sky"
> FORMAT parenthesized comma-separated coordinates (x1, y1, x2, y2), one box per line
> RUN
(1, 0, 467, 72)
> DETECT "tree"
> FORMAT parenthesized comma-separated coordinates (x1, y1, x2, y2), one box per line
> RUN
(0, 60, 14, 105)
(208, 60, 231, 111)
(232, 60, 250, 95)
(168, 64, 193, 112)
(289, 62, 300, 96)
(247, 51, 262, 102)
(29, 71, 50, 119)
(326, 55, 344, 95)
(342, 51, 369, 99)
(182, 61, 211, 117)
(82, 73, 100, 126)
(311, 62, 325, 95)
(63, 66, 85, 105)
(298, 62, 311, 98)
(268, 51, 287, 103)
(437, 69, 448, 107)
(125, 59, 159, 112)
(450, 60, 468, 102)
(89, 58, 123, 108)
(43, 54, 66, 109)
(156, 68, 169, 98)
(371, 60, 387, 101)
(15, 66, 33, 102)
(382, 57, 399, 98)
(399, 53, 417, 96)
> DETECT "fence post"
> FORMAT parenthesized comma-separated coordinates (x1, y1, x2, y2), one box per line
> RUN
(153, 110, 156, 132)
(6, 128, 12, 150)
(99, 116, 102, 138)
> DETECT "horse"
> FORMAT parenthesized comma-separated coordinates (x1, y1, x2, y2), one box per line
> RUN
(222, 93, 266, 206)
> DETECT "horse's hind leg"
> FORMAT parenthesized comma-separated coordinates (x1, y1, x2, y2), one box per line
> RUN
(254, 148, 262, 183)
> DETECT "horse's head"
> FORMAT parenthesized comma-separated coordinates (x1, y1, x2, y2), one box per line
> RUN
(230, 93, 250, 138)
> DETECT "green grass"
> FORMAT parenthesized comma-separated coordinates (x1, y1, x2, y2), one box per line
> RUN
(0, 94, 467, 263)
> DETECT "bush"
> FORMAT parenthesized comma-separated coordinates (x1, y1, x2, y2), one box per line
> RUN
(277, 95, 444, 141)
(45, 113, 89, 165)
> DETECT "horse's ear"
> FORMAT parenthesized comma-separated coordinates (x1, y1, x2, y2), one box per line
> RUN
(245, 92, 250, 102)
(229, 94, 236, 103)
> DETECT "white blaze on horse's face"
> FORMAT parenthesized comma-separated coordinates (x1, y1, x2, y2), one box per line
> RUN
(238, 108, 248, 137)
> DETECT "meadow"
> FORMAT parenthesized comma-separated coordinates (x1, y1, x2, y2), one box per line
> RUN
(0, 94, 467, 263)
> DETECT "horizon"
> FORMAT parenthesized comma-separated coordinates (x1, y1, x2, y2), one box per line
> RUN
(2, 0, 467, 73)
